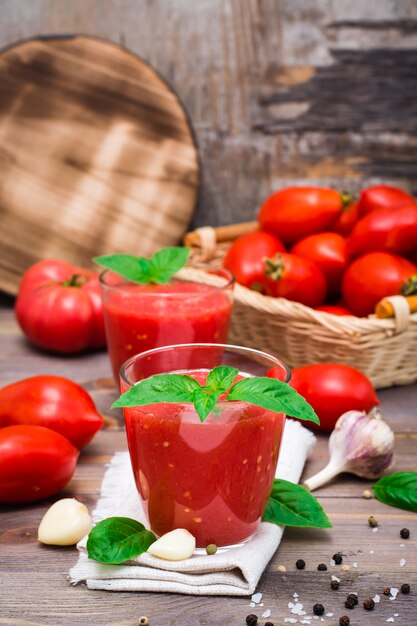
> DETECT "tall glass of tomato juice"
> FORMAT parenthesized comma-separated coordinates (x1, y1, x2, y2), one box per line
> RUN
(100, 268, 234, 381)
(120, 343, 291, 549)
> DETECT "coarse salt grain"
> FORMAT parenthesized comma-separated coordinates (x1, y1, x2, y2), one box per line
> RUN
(300, 621, 311, 625)
(386, 619, 395, 623)
(262, 609, 271, 618)
(284, 619, 297, 624)
(373, 594, 381, 603)
(326, 613, 334, 617)
(330, 559, 336, 566)
(352, 562, 358, 568)
(400, 544, 405, 548)
(390, 587, 399, 599)
(372, 527, 379, 532)
(249, 602, 255, 607)
(293, 592, 299, 598)
(394, 614, 399, 617)
(370, 550, 374, 554)
(331, 575, 340, 582)
(251, 592, 262, 604)
(400, 558, 406, 567)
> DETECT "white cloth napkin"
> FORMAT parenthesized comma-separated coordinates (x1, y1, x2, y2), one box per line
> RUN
(70, 419, 316, 596)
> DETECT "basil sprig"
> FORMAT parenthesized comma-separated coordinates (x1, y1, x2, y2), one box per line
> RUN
(263, 479, 332, 528)
(93, 247, 190, 285)
(86, 517, 156, 564)
(373, 472, 417, 513)
(112, 365, 319, 424)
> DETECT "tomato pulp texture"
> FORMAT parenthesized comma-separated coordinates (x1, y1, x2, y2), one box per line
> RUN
(102, 279, 233, 380)
(123, 371, 285, 548)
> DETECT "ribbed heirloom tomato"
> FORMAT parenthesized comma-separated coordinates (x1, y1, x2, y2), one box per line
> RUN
(15, 259, 106, 353)
(291, 232, 348, 294)
(262, 252, 327, 307)
(223, 231, 285, 290)
(258, 187, 349, 245)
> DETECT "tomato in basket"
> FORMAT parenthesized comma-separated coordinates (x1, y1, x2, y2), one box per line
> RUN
(268, 363, 379, 432)
(223, 231, 285, 290)
(291, 232, 348, 294)
(357, 184, 415, 216)
(258, 187, 350, 245)
(314, 304, 353, 316)
(262, 252, 327, 308)
(341, 252, 417, 317)
(332, 200, 360, 236)
(348, 205, 417, 258)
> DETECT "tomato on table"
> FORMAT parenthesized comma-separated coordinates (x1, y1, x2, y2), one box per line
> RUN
(223, 230, 285, 290)
(341, 252, 417, 317)
(262, 252, 327, 308)
(258, 187, 350, 245)
(358, 184, 415, 216)
(15, 259, 106, 354)
(291, 232, 348, 294)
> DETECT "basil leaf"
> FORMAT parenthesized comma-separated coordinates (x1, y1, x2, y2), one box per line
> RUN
(93, 247, 189, 285)
(192, 389, 218, 422)
(227, 377, 320, 424)
(86, 517, 156, 564)
(373, 472, 417, 513)
(112, 373, 201, 408)
(206, 366, 238, 393)
(150, 247, 190, 283)
(263, 479, 332, 528)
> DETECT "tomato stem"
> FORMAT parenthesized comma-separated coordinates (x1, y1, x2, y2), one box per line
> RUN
(340, 191, 355, 210)
(264, 254, 284, 281)
(401, 275, 417, 297)
(62, 274, 88, 288)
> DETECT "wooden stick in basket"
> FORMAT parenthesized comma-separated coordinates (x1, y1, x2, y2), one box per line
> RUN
(375, 295, 417, 318)
(183, 221, 258, 247)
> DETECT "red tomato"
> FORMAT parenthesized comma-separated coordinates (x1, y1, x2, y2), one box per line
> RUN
(258, 187, 348, 245)
(0, 425, 79, 504)
(333, 200, 360, 236)
(0, 375, 103, 449)
(342, 252, 417, 317)
(314, 304, 353, 316)
(262, 253, 327, 307)
(291, 232, 348, 294)
(223, 231, 285, 290)
(15, 259, 106, 354)
(358, 184, 415, 216)
(285, 363, 379, 432)
(348, 205, 417, 258)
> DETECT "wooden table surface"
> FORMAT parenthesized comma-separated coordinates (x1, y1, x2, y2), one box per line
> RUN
(1, 296, 416, 626)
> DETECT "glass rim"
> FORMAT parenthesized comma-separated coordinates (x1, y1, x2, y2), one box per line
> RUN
(120, 342, 291, 389)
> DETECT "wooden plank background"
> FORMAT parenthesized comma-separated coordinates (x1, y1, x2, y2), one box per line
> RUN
(0, 0, 416, 230)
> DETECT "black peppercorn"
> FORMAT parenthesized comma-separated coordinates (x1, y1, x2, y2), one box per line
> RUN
(296, 559, 306, 570)
(313, 604, 325, 616)
(363, 597, 375, 610)
(400, 528, 410, 539)
(344, 598, 355, 610)
(245, 615, 258, 626)
(331, 580, 340, 590)
(347, 593, 358, 605)
(339, 617, 350, 626)
(333, 552, 343, 564)
(401, 583, 410, 594)
(383, 587, 391, 596)
(265, 623, 274, 626)
(317, 563, 327, 571)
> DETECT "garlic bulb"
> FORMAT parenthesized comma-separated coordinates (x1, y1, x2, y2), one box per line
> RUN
(304, 409, 395, 491)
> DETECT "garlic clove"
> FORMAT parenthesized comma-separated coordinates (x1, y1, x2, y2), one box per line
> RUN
(147, 528, 196, 561)
(304, 409, 395, 491)
(38, 498, 92, 545)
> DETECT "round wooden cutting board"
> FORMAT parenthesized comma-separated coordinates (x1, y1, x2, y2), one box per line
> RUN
(0, 36, 200, 295)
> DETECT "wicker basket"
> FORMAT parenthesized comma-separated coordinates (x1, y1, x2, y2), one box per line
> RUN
(184, 224, 417, 389)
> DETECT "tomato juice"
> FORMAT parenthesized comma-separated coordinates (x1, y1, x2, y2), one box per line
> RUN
(122, 369, 286, 548)
(101, 273, 234, 380)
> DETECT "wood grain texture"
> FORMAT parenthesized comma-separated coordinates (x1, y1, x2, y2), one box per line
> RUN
(0, 35, 199, 294)
(0, 303, 416, 625)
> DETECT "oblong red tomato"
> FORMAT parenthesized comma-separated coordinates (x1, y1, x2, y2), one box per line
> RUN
(0, 425, 79, 504)
(15, 259, 106, 354)
(262, 252, 327, 308)
(333, 200, 360, 236)
(291, 232, 348, 294)
(358, 184, 415, 216)
(258, 187, 347, 245)
(348, 205, 417, 258)
(223, 231, 285, 290)
(341, 252, 417, 317)
(0, 375, 103, 449)
(314, 304, 353, 316)
(287, 363, 379, 432)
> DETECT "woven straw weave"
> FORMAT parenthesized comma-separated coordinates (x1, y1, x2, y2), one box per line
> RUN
(187, 226, 417, 389)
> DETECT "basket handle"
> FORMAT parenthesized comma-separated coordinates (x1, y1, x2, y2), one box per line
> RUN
(375, 295, 416, 333)
(183, 221, 258, 260)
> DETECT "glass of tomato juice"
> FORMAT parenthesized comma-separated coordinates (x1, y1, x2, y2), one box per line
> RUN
(120, 343, 290, 549)
(100, 268, 234, 380)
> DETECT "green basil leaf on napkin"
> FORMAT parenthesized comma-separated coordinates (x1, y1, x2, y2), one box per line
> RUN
(373, 472, 417, 513)
(263, 479, 332, 528)
(86, 517, 157, 564)
(227, 377, 320, 424)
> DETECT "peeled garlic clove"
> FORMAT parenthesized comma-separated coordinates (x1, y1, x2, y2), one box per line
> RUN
(38, 498, 92, 545)
(148, 528, 196, 561)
